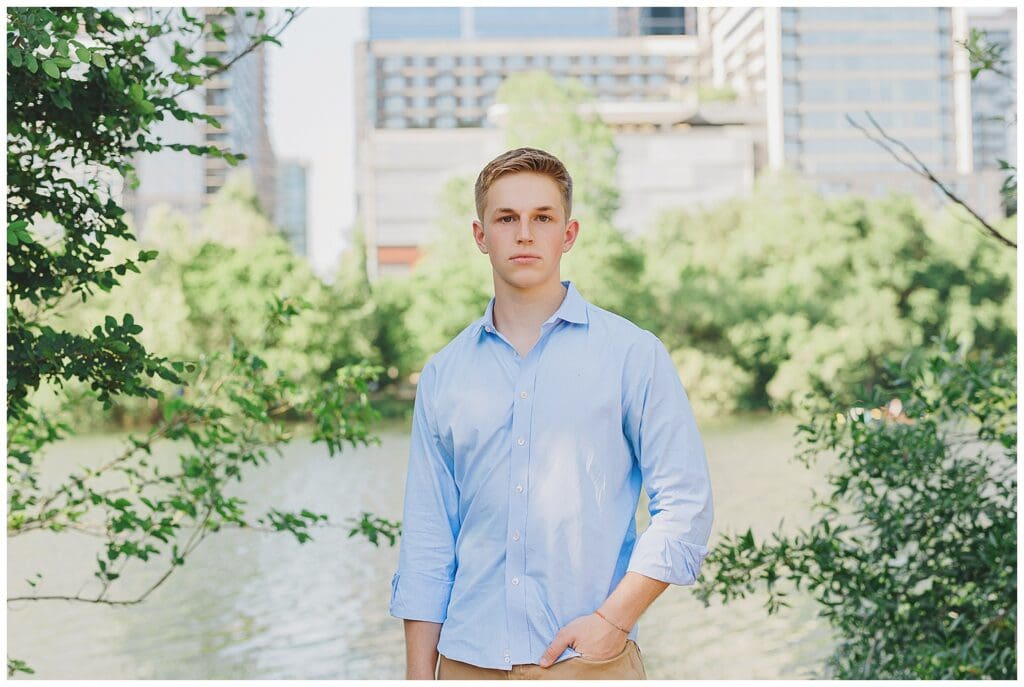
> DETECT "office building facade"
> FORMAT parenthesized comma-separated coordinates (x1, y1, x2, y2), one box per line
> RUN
(126, 8, 277, 234)
(697, 6, 1007, 214)
(359, 36, 697, 131)
(202, 7, 277, 218)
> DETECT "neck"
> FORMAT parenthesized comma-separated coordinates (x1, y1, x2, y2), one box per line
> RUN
(492, 276, 568, 334)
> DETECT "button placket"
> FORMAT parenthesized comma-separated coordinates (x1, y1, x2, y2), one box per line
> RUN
(504, 319, 561, 664)
(506, 347, 539, 664)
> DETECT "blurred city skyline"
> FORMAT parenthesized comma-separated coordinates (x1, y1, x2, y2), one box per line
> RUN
(104, 5, 1018, 280)
(263, 5, 1016, 280)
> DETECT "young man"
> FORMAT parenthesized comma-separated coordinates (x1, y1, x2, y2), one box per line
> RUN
(389, 147, 714, 680)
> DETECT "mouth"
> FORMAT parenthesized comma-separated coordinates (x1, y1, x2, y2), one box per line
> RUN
(509, 255, 541, 264)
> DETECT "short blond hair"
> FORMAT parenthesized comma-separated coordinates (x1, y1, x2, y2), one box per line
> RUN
(474, 147, 573, 221)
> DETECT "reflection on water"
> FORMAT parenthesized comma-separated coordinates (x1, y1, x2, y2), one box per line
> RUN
(8, 414, 837, 679)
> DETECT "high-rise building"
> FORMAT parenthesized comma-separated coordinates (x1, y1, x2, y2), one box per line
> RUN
(202, 7, 277, 218)
(361, 7, 710, 131)
(360, 37, 696, 131)
(275, 160, 309, 255)
(125, 8, 277, 234)
(968, 8, 1016, 172)
(697, 6, 1006, 216)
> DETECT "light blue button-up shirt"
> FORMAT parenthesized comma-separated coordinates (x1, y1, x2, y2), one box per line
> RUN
(389, 280, 714, 670)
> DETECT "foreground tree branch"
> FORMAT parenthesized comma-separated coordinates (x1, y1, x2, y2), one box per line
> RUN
(846, 111, 1016, 250)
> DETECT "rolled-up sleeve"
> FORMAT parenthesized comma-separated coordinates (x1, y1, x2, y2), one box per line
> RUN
(389, 361, 460, 622)
(623, 331, 714, 586)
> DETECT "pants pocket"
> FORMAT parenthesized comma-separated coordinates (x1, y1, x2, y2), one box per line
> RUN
(574, 639, 633, 665)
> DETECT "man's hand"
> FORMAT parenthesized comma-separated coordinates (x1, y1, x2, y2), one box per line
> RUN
(537, 613, 627, 668)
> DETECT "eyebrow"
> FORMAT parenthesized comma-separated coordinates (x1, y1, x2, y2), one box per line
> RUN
(493, 206, 557, 216)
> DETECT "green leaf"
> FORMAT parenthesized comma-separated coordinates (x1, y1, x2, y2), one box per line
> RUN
(92, 52, 107, 69)
(76, 47, 92, 63)
(42, 59, 60, 79)
(25, 53, 38, 73)
(8, 47, 23, 67)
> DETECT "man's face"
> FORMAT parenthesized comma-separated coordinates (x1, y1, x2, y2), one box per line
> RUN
(472, 172, 579, 292)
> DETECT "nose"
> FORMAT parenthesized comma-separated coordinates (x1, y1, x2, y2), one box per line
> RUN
(515, 221, 534, 243)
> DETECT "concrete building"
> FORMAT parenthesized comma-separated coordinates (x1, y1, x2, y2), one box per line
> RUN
(697, 6, 1007, 217)
(359, 97, 758, 278)
(275, 160, 309, 255)
(126, 7, 277, 235)
(359, 35, 696, 131)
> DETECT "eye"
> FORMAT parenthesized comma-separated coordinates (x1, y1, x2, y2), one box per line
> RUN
(537, 215, 552, 222)
(498, 216, 516, 223)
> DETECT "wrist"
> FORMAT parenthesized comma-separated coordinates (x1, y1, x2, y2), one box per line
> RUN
(594, 608, 630, 634)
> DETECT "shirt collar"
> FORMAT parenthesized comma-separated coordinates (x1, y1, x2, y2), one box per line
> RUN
(473, 280, 589, 338)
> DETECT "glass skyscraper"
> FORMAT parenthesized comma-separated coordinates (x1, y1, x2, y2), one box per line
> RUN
(778, 6, 956, 176)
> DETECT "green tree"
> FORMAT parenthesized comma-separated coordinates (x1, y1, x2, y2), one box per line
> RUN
(6, 8, 393, 677)
(639, 171, 1016, 414)
(696, 336, 1016, 678)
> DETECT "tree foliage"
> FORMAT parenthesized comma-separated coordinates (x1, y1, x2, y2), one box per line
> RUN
(6, 8, 393, 677)
(641, 171, 1016, 414)
(695, 336, 1016, 678)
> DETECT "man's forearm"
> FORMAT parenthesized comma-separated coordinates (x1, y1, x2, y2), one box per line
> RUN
(597, 571, 669, 630)
(404, 619, 442, 680)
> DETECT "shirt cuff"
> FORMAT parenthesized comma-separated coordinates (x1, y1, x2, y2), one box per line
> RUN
(388, 570, 454, 623)
(626, 528, 710, 586)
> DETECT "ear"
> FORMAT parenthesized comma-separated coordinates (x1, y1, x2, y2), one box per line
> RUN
(472, 219, 488, 254)
(561, 218, 580, 254)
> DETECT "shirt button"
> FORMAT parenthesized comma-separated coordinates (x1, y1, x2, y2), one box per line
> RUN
(485, 325, 492, 332)
(511, 576, 520, 585)
(520, 391, 528, 399)
(504, 656, 511, 664)
(516, 484, 524, 493)
(517, 437, 525, 446)
(512, 530, 520, 541)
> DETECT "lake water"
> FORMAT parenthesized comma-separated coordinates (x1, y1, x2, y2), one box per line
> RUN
(8, 413, 839, 679)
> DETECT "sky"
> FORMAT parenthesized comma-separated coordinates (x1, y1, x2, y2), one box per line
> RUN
(267, 7, 366, 279)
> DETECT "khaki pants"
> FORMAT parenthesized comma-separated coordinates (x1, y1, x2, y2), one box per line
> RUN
(437, 639, 647, 680)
